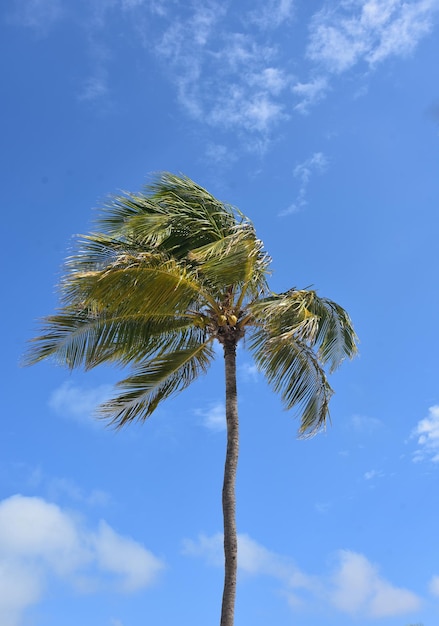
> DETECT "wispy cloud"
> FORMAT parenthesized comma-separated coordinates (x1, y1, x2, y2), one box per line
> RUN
(411, 404, 439, 462)
(0, 495, 165, 626)
(349, 414, 383, 433)
(292, 76, 329, 113)
(279, 152, 328, 216)
(9, 0, 64, 36)
(364, 469, 384, 480)
(292, 0, 439, 111)
(239, 362, 259, 383)
(156, 16, 292, 139)
(182, 532, 316, 605)
(307, 0, 439, 73)
(78, 65, 109, 102)
(9, 0, 439, 142)
(48, 381, 113, 426)
(248, 0, 295, 30)
(47, 476, 111, 506)
(196, 402, 226, 432)
(183, 532, 421, 617)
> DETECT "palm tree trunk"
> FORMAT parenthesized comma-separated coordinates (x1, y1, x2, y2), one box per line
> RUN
(220, 339, 239, 626)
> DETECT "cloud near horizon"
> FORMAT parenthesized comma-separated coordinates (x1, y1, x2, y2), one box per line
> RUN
(183, 532, 422, 618)
(0, 495, 165, 626)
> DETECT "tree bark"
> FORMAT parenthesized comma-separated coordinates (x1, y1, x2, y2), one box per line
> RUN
(220, 339, 239, 626)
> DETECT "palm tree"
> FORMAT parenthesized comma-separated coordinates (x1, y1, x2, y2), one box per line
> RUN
(26, 173, 358, 626)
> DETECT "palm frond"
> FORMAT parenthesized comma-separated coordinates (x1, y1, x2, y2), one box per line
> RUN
(250, 289, 357, 372)
(250, 329, 334, 437)
(189, 226, 269, 294)
(63, 233, 167, 276)
(98, 340, 215, 427)
(94, 173, 240, 261)
(24, 309, 198, 370)
(62, 258, 218, 317)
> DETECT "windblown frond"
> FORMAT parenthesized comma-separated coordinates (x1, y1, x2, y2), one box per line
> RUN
(189, 227, 269, 296)
(26, 172, 357, 431)
(24, 309, 199, 370)
(250, 329, 334, 437)
(97, 173, 239, 260)
(250, 290, 358, 371)
(62, 258, 217, 317)
(98, 340, 215, 427)
(249, 288, 357, 434)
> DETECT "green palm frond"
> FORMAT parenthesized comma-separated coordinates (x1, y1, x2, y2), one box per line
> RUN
(99, 340, 215, 427)
(250, 289, 357, 372)
(63, 233, 165, 276)
(26, 172, 358, 433)
(62, 258, 218, 317)
(189, 227, 269, 295)
(24, 309, 198, 370)
(250, 329, 334, 437)
(96, 173, 239, 261)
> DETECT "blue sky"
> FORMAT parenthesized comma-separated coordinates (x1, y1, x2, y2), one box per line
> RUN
(2, 1, 439, 625)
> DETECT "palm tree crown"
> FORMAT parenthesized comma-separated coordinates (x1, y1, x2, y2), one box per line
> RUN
(27, 172, 357, 434)
(26, 173, 358, 626)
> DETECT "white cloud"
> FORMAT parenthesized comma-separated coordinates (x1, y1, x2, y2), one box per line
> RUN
(153, 5, 291, 140)
(183, 532, 315, 592)
(279, 152, 328, 217)
(0, 560, 42, 626)
(196, 402, 226, 432)
(94, 521, 164, 592)
(11, 0, 438, 139)
(412, 405, 439, 462)
(329, 550, 421, 617)
(307, 0, 439, 73)
(0, 495, 165, 626)
(48, 381, 113, 425)
(183, 532, 421, 617)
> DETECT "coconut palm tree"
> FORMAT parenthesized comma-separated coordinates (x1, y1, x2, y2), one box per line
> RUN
(26, 173, 358, 626)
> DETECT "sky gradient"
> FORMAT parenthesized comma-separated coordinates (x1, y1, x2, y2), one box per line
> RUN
(2, 1, 439, 625)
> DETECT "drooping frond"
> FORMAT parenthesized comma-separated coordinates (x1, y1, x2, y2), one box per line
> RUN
(248, 288, 357, 435)
(98, 340, 215, 427)
(250, 329, 334, 437)
(250, 289, 358, 372)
